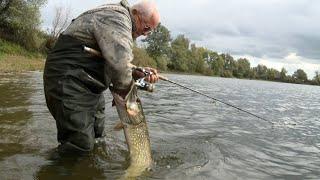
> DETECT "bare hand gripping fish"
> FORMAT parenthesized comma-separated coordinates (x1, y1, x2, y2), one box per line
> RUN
(111, 83, 152, 178)
(83, 46, 153, 177)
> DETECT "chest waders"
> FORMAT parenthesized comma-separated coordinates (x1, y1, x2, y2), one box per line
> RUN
(44, 35, 109, 152)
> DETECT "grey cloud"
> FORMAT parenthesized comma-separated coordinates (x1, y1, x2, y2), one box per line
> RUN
(157, 0, 320, 62)
(42, 0, 320, 64)
(292, 34, 320, 62)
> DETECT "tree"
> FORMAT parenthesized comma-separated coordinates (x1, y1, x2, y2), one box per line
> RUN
(293, 69, 308, 83)
(220, 54, 236, 77)
(256, 64, 268, 80)
(207, 51, 224, 76)
(143, 23, 171, 60)
(280, 67, 288, 82)
(0, 0, 11, 16)
(51, 6, 71, 39)
(312, 71, 320, 85)
(189, 44, 208, 73)
(155, 55, 169, 71)
(286, 75, 294, 83)
(266, 68, 280, 81)
(45, 5, 71, 50)
(0, 0, 47, 50)
(236, 58, 251, 78)
(248, 67, 258, 79)
(0, 0, 11, 38)
(132, 45, 157, 68)
(169, 34, 190, 72)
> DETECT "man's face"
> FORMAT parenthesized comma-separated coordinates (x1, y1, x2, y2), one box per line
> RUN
(133, 11, 159, 39)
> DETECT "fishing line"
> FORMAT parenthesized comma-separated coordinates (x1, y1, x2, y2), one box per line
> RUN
(159, 76, 296, 126)
(82, 46, 295, 126)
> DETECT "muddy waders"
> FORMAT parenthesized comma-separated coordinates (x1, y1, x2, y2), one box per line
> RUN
(44, 35, 110, 152)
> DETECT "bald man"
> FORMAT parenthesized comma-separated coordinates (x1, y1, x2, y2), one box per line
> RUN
(43, 0, 160, 152)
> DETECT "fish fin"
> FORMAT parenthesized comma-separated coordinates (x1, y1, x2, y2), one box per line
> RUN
(114, 121, 124, 131)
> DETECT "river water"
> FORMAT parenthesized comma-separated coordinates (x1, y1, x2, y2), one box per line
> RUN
(0, 72, 319, 179)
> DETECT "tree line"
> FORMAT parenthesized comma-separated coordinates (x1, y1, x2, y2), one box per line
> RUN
(133, 24, 320, 86)
(0, 1, 319, 86)
(0, 0, 48, 52)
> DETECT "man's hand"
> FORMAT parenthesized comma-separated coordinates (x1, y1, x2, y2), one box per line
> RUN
(144, 67, 159, 83)
(132, 67, 159, 83)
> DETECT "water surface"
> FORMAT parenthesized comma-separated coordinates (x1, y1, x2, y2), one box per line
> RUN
(0, 72, 319, 179)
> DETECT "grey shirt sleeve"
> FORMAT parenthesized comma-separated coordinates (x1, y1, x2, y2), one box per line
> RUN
(93, 10, 134, 90)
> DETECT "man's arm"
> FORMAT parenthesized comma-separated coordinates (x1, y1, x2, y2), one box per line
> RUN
(93, 10, 134, 91)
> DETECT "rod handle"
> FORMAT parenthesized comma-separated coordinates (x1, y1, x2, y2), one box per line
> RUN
(158, 75, 168, 81)
(83, 46, 169, 81)
(83, 46, 102, 57)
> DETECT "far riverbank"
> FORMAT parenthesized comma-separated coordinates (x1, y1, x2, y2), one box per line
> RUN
(0, 55, 45, 73)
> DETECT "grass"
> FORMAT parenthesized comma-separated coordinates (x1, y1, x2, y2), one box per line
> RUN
(0, 39, 39, 57)
(0, 39, 45, 73)
(0, 55, 45, 73)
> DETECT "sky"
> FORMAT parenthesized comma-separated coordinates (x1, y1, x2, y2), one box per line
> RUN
(41, 0, 320, 79)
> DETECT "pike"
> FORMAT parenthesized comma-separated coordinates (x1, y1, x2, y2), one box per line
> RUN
(83, 45, 153, 177)
(111, 84, 152, 178)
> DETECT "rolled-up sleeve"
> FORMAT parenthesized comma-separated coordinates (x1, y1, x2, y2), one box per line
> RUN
(93, 10, 134, 90)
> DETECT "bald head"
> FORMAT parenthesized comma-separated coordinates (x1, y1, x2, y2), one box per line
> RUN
(132, 1, 160, 22)
(131, 0, 160, 38)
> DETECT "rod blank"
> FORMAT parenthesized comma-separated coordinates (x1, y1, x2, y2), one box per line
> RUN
(159, 76, 274, 124)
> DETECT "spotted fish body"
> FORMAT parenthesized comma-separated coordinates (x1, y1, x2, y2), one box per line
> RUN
(122, 119, 152, 177)
(111, 84, 152, 177)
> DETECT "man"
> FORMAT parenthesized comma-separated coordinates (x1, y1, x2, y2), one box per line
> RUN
(43, 0, 160, 152)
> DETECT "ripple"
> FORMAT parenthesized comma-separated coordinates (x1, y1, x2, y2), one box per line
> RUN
(1, 72, 320, 179)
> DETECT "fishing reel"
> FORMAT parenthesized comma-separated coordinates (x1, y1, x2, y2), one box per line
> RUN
(133, 67, 155, 92)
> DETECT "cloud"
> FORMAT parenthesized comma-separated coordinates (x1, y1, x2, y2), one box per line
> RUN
(41, 0, 320, 70)
(40, 0, 111, 30)
(235, 53, 320, 79)
(156, 0, 320, 60)
(291, 34, 320, 61)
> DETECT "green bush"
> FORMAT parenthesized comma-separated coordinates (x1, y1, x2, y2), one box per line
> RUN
(0, 38, 42, 58)
(0, 0, 47, 51)
(132, 46, 157, 68)
(156, 55, 169, 71)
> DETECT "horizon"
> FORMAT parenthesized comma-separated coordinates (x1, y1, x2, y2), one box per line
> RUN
(41, 0, 320, 79)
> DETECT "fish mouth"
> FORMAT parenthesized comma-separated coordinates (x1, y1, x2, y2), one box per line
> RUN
(111, 83, 145, 125)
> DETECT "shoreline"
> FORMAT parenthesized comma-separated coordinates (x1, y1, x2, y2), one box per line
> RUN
(0, 55, 45, 73)
(0, 55, 318, 87)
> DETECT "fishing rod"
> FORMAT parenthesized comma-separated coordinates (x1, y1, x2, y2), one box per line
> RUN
(158, 76, 276, 124)
(165, 78, 297, 126)
(134, 67, 276, 124)
(83, 46, 294, 125)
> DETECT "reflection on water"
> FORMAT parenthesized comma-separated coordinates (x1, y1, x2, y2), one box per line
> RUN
(0, 73, 33, 161)
(36, 149, 106, 179)
(0, 72, 319, 179)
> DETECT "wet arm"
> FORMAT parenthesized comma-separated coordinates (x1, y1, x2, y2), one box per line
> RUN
(93, 12, 134, 91)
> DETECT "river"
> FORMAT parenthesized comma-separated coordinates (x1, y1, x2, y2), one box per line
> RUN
(0, 72, 319, 179)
